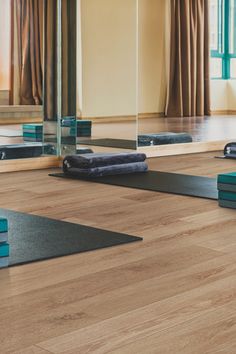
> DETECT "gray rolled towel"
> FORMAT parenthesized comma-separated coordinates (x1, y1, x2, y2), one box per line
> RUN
(64, 161, 148, 178)
(63, 152, 147, 171)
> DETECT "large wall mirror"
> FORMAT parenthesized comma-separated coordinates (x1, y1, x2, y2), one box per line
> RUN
(137, 0, 236, 151)
(77, 0, 138, 153)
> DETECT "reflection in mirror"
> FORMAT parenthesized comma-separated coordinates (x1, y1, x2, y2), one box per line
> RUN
(0, 0, 43, 160)
(138, 0, 236, 149)
(77, 0, 137, 153)
(43, 0, 77, 156)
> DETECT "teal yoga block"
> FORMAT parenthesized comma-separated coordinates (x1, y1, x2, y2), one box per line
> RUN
(0, 257, 9, 268)
(219, 199, 236, 209)
(0, 243, 9, 257)
(0, 218, 8, 233)
(217, 183, 236, 192)
(218, 191, 236, 201)
(218, 172, 236, 185)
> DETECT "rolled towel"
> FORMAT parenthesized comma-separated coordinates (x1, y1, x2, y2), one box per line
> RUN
(63, 152, 147, 171)
(64, 161, 148, 178)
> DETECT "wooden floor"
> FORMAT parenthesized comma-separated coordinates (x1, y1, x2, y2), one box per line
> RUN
(1, 152, 236, 353)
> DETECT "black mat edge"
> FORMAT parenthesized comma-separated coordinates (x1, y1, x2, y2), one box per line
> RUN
(0, 208, 142, 268)
(49, 171, 218, 201)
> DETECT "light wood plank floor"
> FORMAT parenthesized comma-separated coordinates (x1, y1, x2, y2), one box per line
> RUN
(1, 152, 236, 353)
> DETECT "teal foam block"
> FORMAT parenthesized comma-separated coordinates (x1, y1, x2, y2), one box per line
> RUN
(219, 199, 236, 209)
(218, 172, 236, 185)
(23, 124, 43, 133)
(0, 233, 8, 243)
(218, 183, 236, 192)
(0, 243, 9, 257)
(219, 191, 236, 201)
(0, 218, 8, 233)
(0, 257, 9, 268)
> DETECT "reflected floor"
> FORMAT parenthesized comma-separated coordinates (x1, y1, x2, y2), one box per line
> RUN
(138, 115, 236, 142)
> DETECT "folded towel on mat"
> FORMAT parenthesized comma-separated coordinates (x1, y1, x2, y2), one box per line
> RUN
(63, 161, 148, 178)
(63, 152, 147, 170)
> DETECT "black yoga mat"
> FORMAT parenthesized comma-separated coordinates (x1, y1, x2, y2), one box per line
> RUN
(50, 170, 218, 200)
(0, 209, 141, 267)
(79, 138, 136, 150)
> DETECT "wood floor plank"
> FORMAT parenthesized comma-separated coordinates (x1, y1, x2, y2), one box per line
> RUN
(1, 152, 236, 353)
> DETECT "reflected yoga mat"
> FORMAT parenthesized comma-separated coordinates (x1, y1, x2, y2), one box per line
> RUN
(79, 138, 136, 149)
(0, 209, 142, 267)
(50, 170, 218, 200)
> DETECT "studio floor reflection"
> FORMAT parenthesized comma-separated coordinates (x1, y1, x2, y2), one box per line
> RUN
(138, 115, 236, 143)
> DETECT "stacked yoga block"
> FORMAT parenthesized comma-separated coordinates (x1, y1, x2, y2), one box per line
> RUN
(70, 120, 92, 137)
(23, 124, 43, 142)
(218, 172, 236, 208)
(0, 218, 9, 268)
(63, 153, 148, 178)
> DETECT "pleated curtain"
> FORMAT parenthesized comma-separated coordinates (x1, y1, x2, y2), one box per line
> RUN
(165, 0, 211, 117)
(14, 0, 43, 105)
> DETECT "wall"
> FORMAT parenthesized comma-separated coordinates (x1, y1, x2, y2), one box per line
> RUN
(0, 0, 11, 91)
(138, 0, 167, 115)
(80, 0, 137, 118)
(211, 80, 236, 112)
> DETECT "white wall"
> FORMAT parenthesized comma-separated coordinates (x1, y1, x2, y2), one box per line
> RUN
(211, 80, 236, 112)
(138, 0, 167, 114)
(80, 0, 137, 118)
(0, 0, 11, 90)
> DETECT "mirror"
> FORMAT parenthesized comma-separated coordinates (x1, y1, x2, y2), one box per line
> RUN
(137, 0, 236, 150)
(77, 0, 138, 153)
(0, 0, 44, 160)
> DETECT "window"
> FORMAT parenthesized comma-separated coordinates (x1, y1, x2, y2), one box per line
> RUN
(210, 0, 236, 79)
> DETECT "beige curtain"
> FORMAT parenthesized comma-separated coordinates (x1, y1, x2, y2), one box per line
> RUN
(165, 0, 211, 117)
(11, 0, 43, 105)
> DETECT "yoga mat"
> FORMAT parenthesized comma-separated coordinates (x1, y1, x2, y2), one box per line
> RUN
(0, 209, 141, 267)
(50, 170, 218, 200)
(0, 129, 22, 137)
(79, 138, 136, 150)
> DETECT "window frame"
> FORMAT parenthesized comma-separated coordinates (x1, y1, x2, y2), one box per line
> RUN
(211, 0, 236, 79)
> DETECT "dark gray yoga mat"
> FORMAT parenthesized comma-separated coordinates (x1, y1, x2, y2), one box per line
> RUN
(79, 138, 136, 150)
(49, 170, 218, 200)
(0, 209, 142, 267)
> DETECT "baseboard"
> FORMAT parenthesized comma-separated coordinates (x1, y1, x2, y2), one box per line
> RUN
(138, 140, 230, 158)
(211, 110, 236, 115)
(0, 156, 61, 173)
(0, 105, 43, 124)
(82, 112, 163, 123)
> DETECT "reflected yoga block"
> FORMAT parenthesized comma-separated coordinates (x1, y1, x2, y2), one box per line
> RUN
(0, 243, 10, 257)
(0, 218, 8, 233)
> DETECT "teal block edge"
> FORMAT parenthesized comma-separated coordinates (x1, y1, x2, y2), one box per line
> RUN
(0, 218, 8, 233)
(0, 243, 10, 257)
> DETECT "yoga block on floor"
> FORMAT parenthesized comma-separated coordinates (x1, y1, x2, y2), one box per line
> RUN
(217, 183, 236, 193)
(218, 191, 236, 202)
(0, 257, 9, 268)
(138, 132, 193, 146)
(0, 218, 8, 233)
(218, 172, 236, 185)
(219, 199, 236, 209)
(0, 243, 9, 257)
(0, 233, 8, 244)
